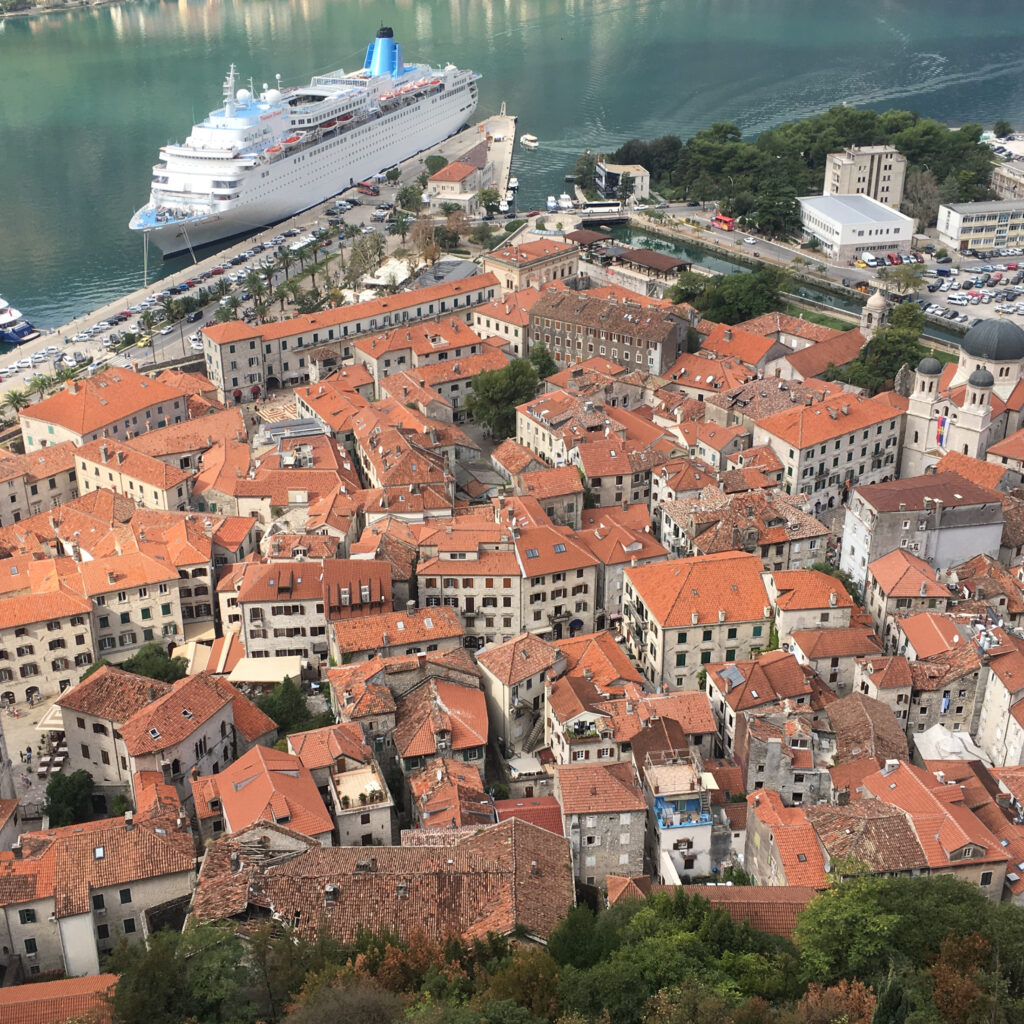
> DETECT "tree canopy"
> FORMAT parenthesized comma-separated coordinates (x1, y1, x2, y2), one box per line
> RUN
(257, 676, 331, 736)
(611, 107, 995, 230)
(824, 301, 925, 394)
(43, 769, 94, 827)
(528, 343, 558, 380)
(466, 359, 539, 438)
(699, 266, 788, 324)
(79, 643, 188, 685)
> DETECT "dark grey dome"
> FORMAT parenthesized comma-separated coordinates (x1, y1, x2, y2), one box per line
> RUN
(969, 368, 995, 388)
(917, 356, 942, 375)
(961, 319, 1024, 362)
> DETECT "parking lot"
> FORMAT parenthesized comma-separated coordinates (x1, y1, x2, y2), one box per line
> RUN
(919, 250, 1024, 328)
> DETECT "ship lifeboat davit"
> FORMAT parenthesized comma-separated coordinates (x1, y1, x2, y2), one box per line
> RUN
(321, 118, 337, 130)
(430, 79, 441, 86)
(283, 135, 302, 147)
(266, 145, 283, 155)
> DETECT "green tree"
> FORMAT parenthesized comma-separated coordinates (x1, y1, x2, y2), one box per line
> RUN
(438, 201, 461, 217)
(285, 977, 404, 1024)
(389, 208, 411, 242)
(827, 301, 925, 393)
(476, 188, 502, 216)
(385, 166, 401, 185)
(257, 676, 327, 735)
(528, 343, 558, 379)
(424, 154, 449, 177)
(107, 921, 254, 1024)
(872, 968, 909, 1024)
(901, 166, 941, 227)
(0, 389, 30, 415)
(466, 359, 539, 438)
(471, 223, 496, 247)
(123, 642, 188, 683)
(43, 769, 94, 827)
(700, 266, 787, 324)
(573, 150, 596, 191)
(664, 270, 708, 306)
(794, 874, 989, 985)
(994, 119, 1013, 139)
(397, 184, 423, 213)
(616, 171, 635, 203)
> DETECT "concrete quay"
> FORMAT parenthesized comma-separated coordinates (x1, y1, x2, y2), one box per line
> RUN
(4, 110, 519, 396)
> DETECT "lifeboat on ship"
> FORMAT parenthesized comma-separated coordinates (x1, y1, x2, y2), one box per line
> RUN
(283, 134, 302, 148)
(321, 118, 337, 130)
(266, 145, 283, 155)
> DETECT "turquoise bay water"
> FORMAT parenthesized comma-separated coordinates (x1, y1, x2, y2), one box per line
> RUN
(1, 0, 1023, 327)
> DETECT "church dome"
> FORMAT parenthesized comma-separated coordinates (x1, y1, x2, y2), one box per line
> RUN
(917, 356, 942, 376)
(865, 289, 886, 310)
(968, 368, 995, 388)
(961, 319, 1024, 362)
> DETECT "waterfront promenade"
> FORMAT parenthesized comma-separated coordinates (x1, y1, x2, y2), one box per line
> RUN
(0, 112, 517, 397)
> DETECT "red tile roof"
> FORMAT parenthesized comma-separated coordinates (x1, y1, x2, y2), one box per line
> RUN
(869, 549, 948, 598)
(772, 569, 855, 611)
(430, 160, 477, 183)
(409, 757, 492, 828)
(193, 745, 333, 838)
(679, 884, 818, 939)
(757, 392, 895, 450)
(56, 665, 171, 722)
(626, 552, 771, 627)
(287, 722, 371, 771)
(331, 605, 463, 656)
(20, 368, 188, 436)
(0, 974, 116, 1024)
(556, 761, 647, 815)
(748, 789, 828, 887)
(790, 627, 882, 660)
(493, 796, 564, 836)
(191, 817, 572, 943)
(854, 472, 1001, 512)
(477, 633, 562, 687)
(119, 671, 232, 756)
(394, 680, 488, 760)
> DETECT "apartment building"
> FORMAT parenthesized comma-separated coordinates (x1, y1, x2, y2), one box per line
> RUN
(753, 393, 903, 512)
(839, 472, 1005, 589)
(823, 145, 907, 208)
(76, 440, 193, 512)
(481, 239, 579, 296)
(623, 552, 773, 692)
(0, 442, 79, 527)
(329, 606, 465, 662)
(528, 290, 686, 374)
(864, 548, 950, 646)
(419, 523, 599, 646)
(201, 274, 498, 401)
(19, 369, 189, 452)
(555, 761, 648, 887)
(0, 779, 195, 977)
(471, 288, 542, 356)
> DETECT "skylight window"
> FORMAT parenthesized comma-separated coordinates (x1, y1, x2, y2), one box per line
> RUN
(148, 728, 161, 740)
(424, 617, 433, 629)
(553, 544, 566, 554)
(94, 846, 105, 860)
(526, 549, 539, 559)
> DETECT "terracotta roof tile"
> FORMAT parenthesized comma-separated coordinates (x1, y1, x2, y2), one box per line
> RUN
(869, 549, 949, 598)
(120, 671, 232, 756)
(756, 392, 894, 449)
(0, 974, 116, 1024)
(191, 817, 572, 942)
(626, 552, 771, 627)
(493, 796, 564, 836)
(679, 884, 817, 939)
(827, 692, 909, 765)
(791, 627, 882, 660)
(56, 665, 172, 722)
(331, 605, 463, 656)
(477, 633, 561, 687)
(394, 680, 488, 759)
(556, 761, 647, 815)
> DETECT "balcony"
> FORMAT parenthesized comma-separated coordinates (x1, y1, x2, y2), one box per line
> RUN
(548, 609, 570, 623)
(654, 795, 712, 830)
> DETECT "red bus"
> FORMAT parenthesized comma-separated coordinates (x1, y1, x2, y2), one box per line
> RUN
(711, 214, 735, 231)
(357, 180, 380, 196)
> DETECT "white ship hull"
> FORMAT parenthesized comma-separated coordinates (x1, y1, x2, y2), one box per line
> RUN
(143, 96, 473, 256)
(131, 28, 479, 258)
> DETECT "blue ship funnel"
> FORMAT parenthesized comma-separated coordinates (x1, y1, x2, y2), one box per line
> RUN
(364, 26, 405, 79)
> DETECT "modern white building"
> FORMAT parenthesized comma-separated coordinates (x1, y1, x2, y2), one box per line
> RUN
(937, 199, 1024, 253)
(797, 194, 914, 263)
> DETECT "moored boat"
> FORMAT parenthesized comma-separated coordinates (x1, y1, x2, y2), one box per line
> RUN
(520, 134, 539, 150)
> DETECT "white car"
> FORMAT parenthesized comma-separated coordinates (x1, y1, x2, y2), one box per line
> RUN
(16, 358, 32, 369)
(743, 236, 756, 245)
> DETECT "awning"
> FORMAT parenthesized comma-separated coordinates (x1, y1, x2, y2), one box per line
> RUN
(35, 703, 64, 732)
(184, 622, 218, 643)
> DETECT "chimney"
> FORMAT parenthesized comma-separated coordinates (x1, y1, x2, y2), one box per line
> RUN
(107, 571, 117, 585)
(829, 591, 837, 608)
(718, 609, 726, 622)
(147, 685, 156, 701)
(406, 600, 416, 613)
(919, 581, 927, 597)
(230, 850, 240, 871)
(124, 810, 134, 831)
(11, 838, 22, 860)
(691, 612, 699, 625)
(723, 329, 732, 342)
(100, 443, 109, 464)
(68, 380, 80, 394)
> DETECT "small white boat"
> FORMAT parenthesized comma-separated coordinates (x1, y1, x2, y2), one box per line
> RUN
(505, 189, 515, 202)
(508, 176, 519, 190)
(546, 195, 558, 212)
(557, 192, 574, 211)
(498, 200, 509, 214)
(520, 134, 539, 150)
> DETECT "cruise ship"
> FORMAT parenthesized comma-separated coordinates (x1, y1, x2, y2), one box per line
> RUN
(0, 296, 40, 345)
(130, 28, 479, 256)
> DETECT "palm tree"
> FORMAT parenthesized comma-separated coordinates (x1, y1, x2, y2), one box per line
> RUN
(0, 389, 30, 415)
(140, 310, 157, 332)
(276, 249, 295, 280)
(244, 269, 263, 294)
(253, 300, 269, 323)
(249, 278, 269, 307)
(273, 282, 290, 313)
(213, 278, 232, 299)
(158, 296, 177, 324)
(26, 376, 53, 403)
(55, 366, 78, 384)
